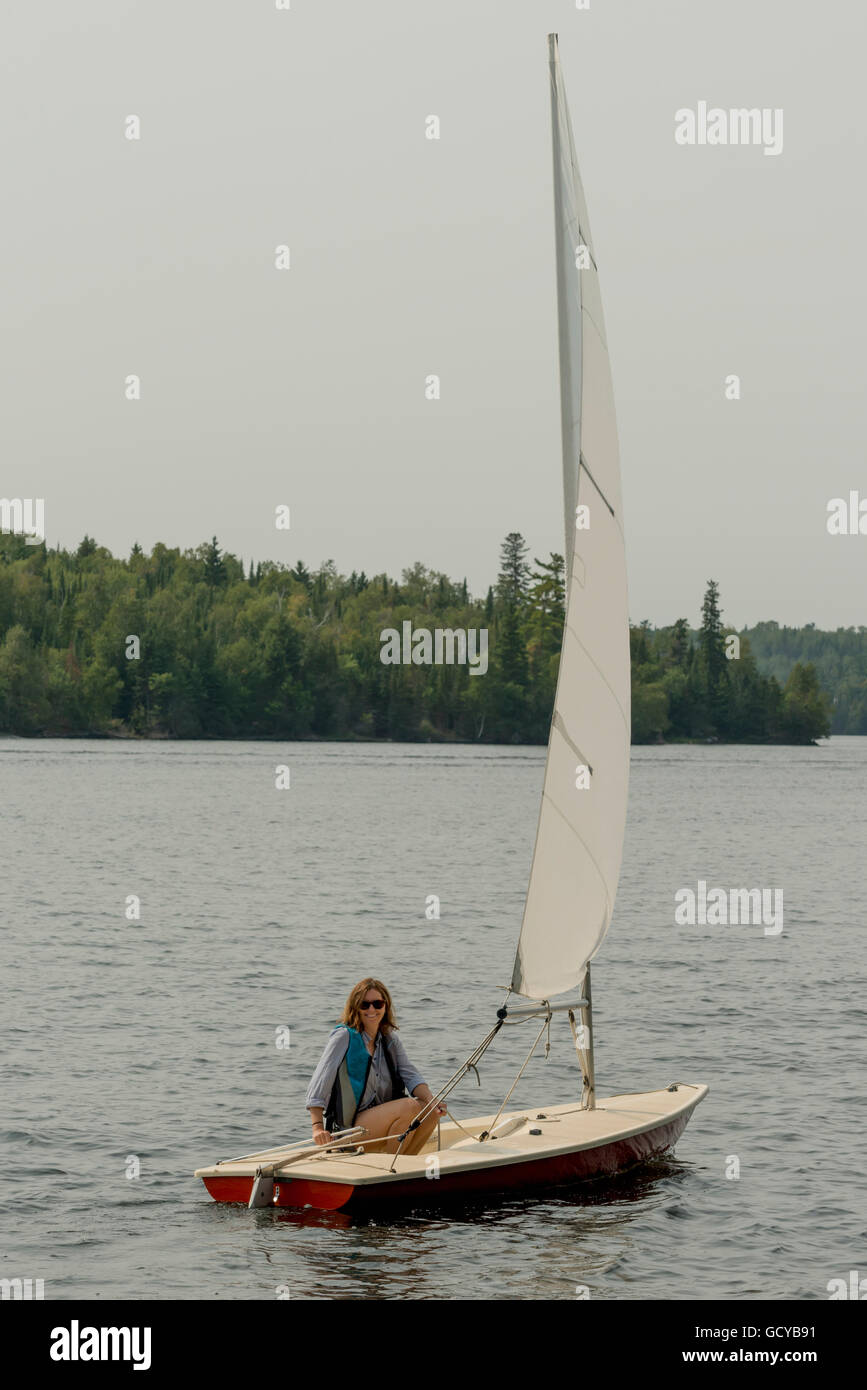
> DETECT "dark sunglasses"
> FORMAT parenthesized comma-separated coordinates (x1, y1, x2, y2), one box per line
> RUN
(360, 999, 385, 1010)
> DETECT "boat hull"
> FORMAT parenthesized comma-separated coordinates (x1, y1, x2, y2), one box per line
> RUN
(196, 1084, 707, 1211)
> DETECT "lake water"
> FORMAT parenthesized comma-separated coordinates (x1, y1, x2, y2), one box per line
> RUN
(1, 737, 864, 1300)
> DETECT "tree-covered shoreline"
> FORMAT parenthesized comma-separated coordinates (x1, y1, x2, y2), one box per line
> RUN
(0, 532, 841, 744)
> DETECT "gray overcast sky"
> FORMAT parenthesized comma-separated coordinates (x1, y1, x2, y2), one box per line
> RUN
(2, 0, 865, 629)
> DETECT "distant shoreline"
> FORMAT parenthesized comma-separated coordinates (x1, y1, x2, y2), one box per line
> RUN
(0, 534, 846, 743)
(0, 729, 836, 746)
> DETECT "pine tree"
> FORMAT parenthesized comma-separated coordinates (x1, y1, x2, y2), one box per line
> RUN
(497, 532, 530, 606)
(669, 617, 691, 667)
(202, 536, 227, 587)
(528, 553, 565, 625)
(495, 605, 528, 686)
(699, 580, 729, 734)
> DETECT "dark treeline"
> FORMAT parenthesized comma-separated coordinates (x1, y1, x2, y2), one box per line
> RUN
(0, 531, 836, 744)
(630, 581, 830, 743)
(739, 621, 867, 735)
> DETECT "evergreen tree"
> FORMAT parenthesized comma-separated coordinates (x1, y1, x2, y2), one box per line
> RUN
(528, 553, 565, 625)
(781, 662, 831, 742)
(0, 532, 846, 744)
(291, 560, 310, 589)
(669, 617, 691, 667)
(201, 536, 227, 587)
(630, 621, 652, 667)
(526, 553, 565, 687)
(497, 532, 530, 606)
(496, 604, 527, 685)
(699, 580, 729, 734)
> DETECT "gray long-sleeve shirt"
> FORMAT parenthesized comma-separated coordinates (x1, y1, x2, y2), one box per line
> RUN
(305, 1027, 427, 1116)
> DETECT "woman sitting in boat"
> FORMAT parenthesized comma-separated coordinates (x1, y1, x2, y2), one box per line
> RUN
(306, 977, 444, 1156)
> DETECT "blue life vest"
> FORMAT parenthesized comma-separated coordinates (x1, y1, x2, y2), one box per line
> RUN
(324, 1025, 405, 1132)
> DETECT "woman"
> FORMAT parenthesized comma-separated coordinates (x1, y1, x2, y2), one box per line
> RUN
(306, 978, 444, 1156)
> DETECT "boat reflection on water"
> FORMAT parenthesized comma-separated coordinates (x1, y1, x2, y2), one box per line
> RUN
(238, 1157, 701, 1300)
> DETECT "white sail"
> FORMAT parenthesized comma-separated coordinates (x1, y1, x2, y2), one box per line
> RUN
(510, 35, 631, 1001)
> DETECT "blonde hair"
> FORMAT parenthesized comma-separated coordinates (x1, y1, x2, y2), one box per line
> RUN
(339, 977, 398, 1035)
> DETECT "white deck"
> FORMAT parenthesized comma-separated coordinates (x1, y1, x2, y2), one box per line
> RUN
(195, 1084, 708, 1188)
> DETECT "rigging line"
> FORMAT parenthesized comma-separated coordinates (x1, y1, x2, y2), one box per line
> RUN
(217, 1127, 364, 1167)
(480, 1016, 551, 1142)
(444, 1109, 482, 1142)
(503, 1018, 549, 1028)
(571, 461, 626, 550)
(386, 1020, 505, 1172)
(578, 236, 599, 276)
(521, 1078, 700, 1124)
(552, 709, 593, 774)
(315, 1155, 412, 1176)
(578, 454, 615, 518)
(257, 1133, 379, 1175)
(563, 209, 599, 275)
(412, 1028, 499, 1114)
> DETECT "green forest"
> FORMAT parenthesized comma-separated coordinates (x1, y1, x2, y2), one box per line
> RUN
(0, 530, 847, 744)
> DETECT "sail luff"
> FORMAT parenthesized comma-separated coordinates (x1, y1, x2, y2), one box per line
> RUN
(510, 35, 630, 1001)
(548, 32, 580, 572)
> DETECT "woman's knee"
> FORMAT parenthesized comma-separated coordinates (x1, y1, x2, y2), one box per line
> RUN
(388, 1099, 421, 1129)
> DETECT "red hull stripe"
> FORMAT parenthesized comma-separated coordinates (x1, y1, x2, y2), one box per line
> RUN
(203, 1175, 356, 1210)
(200, 1106, 695, 1211)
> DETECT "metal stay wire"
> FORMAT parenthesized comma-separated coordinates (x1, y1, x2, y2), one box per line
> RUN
(385, 1018, 505, 1171)
(386, 1008, 555, 1170)
(479, 1015, 551, 1141)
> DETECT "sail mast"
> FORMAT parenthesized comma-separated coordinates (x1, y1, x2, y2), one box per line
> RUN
(548, 34, 579, 573)
(510, 35, 631, 1002)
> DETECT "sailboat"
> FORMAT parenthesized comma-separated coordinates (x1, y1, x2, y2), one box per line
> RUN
(195, 34, 707, 1211)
